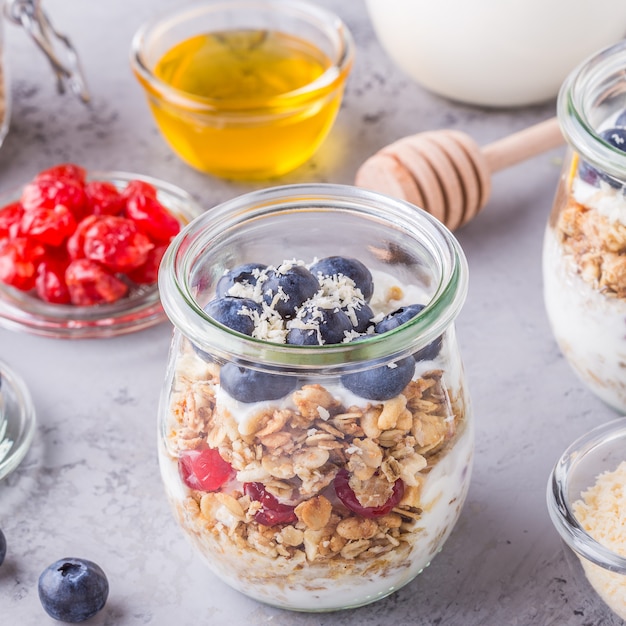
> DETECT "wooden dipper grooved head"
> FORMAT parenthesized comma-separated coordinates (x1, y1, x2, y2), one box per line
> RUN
(355, 117, 564, 230)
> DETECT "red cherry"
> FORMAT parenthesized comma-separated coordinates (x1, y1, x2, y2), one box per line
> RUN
(20, 204, 77, 247)
(0, 237, 46, 291)
(82, 215, 153, 273)
(65, 258, 128, 306)
(36, 163, 87, 184)
(334, 469, 405, 519)
(178, 448, 234, 492)
(66, 215, 99, 260)
(21, 176, 87, 220)
(36, 255, 71, 304)
(243, 482, 297, 526)
(121, 180, 158, 200)
(0, 202, 25, 239)
(84, 181, 125, 216)
(126, 244, 168, 285)
(124, 193, 180, 244)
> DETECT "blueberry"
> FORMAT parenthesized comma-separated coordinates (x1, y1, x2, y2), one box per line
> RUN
(341, 356, 415, 401)
(0, 529, 6, 566)
(262, 266, 319, 319)
(375, 303, 426, 333)
(220, 362, 297, 403)
(414, 335, 443, 362)
(595, 128, 626, 188)
(215, 263, 267, 298)
(344, 301, 375, 333)
(575, 127, 626, 189)
(204, 296, 261, 335)
(286, 306, 353, 345)
(38, 558, 108, 623)
(310, 256, 374, 301)
(375, 304, 442, 362)
(577, 159, 601, 186)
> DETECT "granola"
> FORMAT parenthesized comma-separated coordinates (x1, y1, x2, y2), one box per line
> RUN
(554, 196, 626, 298)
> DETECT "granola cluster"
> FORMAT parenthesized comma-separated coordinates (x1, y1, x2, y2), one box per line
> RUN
(164, 342, 466, 579)
(555, 197, 626, 298)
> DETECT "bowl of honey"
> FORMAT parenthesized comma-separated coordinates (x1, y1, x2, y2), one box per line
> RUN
(130, 0, 354, 181)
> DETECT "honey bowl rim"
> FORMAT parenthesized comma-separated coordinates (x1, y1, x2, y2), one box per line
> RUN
(129, 0, 355, 115)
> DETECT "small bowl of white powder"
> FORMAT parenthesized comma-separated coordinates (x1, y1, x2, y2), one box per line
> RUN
(547, 417, 626, 621)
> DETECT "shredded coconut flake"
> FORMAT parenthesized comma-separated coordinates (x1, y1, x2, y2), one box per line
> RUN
(572, 460, 626, 619)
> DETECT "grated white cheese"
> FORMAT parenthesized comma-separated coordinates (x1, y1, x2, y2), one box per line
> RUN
(572, 460, 626, 619)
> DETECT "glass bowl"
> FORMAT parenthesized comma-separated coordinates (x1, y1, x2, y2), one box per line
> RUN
(547, 417, 626, 621)
(0, 171, 203, 339)
(130, 0, 354, 180)
(0, 359, 36, 481)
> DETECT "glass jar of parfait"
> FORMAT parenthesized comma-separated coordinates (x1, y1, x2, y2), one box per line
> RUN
(157, 183, 473, 611)
(543, 40, 626, 413)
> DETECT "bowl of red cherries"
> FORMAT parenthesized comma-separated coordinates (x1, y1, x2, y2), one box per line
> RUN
(0, 163, 202, 338)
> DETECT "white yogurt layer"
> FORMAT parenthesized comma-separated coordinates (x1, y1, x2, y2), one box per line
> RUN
(573, 178, 626, 225)
(543, 228, 626, 412)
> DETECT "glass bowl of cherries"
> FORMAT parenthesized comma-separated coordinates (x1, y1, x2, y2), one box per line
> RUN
(0, 163, 202, 338)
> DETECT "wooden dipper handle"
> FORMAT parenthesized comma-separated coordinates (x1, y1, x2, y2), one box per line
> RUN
(354, 116, 564, 231)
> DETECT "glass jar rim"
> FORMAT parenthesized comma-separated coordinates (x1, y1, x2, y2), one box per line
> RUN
(546, 417, 626, 573)
(159, 183, 469, 372)
(129, 0, 355, 115)
(558, 39, 626, 180)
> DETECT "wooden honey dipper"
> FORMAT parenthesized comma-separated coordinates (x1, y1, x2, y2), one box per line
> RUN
(354, 117, 564, 231)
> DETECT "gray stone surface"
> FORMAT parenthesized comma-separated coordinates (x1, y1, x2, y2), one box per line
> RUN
(0, 1, 622, 624)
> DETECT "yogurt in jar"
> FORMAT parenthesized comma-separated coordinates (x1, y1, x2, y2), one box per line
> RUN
(543, 112, 626, 411)
(158, 264, 473, 610)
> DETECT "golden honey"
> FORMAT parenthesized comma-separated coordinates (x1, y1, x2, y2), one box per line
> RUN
(149, 30, 345, 179)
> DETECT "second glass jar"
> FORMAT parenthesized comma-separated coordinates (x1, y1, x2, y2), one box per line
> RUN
(157, 184, 473, 611)
(544, 40, 626, 413)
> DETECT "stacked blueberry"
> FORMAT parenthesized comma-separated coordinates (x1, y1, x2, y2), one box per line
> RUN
(202, 256, 442, 403)
(578, 110, 626, 188)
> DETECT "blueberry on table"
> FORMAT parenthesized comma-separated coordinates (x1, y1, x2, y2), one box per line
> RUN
(262, 265, 319, 319)
(38, 558, 109, 623)
(220, 362, 297, 403)
(286, 306, 353, 345)
(375, 303, 442, 362)
(341, 356, 415, 401)
(215, 262, 267, 298)
(204, 296, 261, 335)
(310, 256, 374, 302)
(0, 529, 5, 566)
